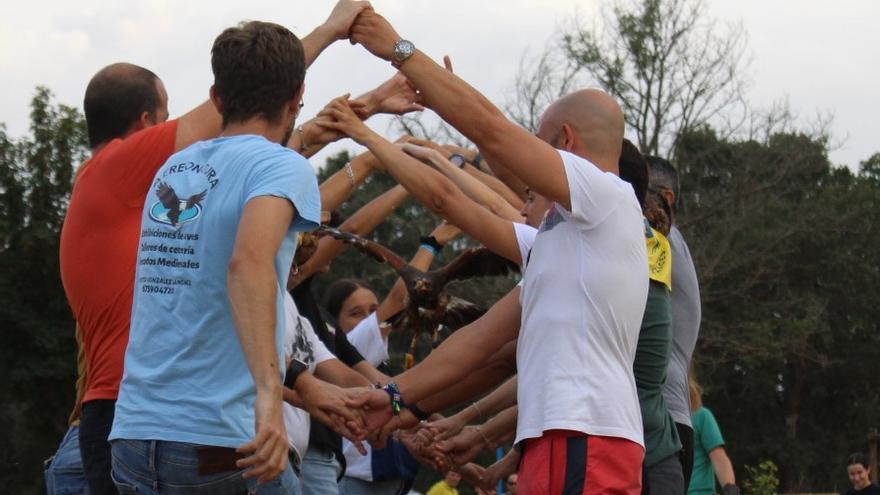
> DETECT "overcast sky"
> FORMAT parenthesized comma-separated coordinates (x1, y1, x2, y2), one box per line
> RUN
(2, 0, 877, 169)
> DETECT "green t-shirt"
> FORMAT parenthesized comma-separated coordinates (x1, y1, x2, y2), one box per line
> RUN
(635, 281, 681, 466)
(688, 407, 726, 495)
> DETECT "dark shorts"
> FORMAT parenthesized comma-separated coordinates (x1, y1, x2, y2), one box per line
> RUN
(519, 429, 644, 495)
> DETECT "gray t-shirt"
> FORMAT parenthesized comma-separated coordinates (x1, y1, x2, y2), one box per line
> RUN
(663, 226, 701, 427)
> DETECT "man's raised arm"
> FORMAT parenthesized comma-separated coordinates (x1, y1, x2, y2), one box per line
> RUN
(350, 11, 572, 210)
(174, 1, 372, 153)
(314, 100, 524, 264)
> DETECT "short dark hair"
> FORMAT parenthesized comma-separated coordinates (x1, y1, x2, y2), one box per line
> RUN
(83, 63, 161, 148)
(646, 155, 680, 206)
(322, 278, 376, 325)
(211, 21, 305, 127)
(618, 139, 648, 209)
(848, 453, 870, 470)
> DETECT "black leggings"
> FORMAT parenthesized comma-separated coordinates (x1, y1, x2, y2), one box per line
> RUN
(677, 422, 695, 493)
(79, 400, 119, 495)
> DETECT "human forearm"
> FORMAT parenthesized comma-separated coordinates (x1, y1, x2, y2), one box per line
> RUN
(315, 359, 372, 388)
(314, 94, 523, 263)
(353, 360, 389, 385)
(710, 448, 736, 486)
(463, 163, 525, 209)
(301, 24, 336, 67)
(482, 158, 529, 204)
(298, 183, 409, 281)
(288, 119, 331, 158)
(377, 244, 435, 325)
(365, 138, 524, 263)
(282, 386, 304, 408)
(228, 258, 282, 396)
(427, 152, 522, 222)
(416, 339, 517, 413)
(399, 52, 565, 205)
(320, 152, 378, 212)
(394, 287, 522, 404)
(350, 12, 568, 205)
(345, 184, 410, 235)
(301, 1, 372, 67)
(473, 376, 518, 419)
(354, 72, 423, 117)
(480, 405, 518, 447)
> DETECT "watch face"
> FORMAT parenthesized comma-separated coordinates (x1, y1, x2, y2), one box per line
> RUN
(394, 39, 416, 62)
(448, 154, 466, 167)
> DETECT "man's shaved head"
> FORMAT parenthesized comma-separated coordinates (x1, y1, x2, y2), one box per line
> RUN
(84, 62, 168, 148)
(538, 89, 625, 173)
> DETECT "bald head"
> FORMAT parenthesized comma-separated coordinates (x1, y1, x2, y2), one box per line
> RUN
(538, 89, 625, 173)
(84, 62, 168, 148)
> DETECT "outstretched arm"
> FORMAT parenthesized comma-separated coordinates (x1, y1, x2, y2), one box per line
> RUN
(396, 286, 521, 405)
(350, 12, 571, 209)
(295, 182, 409, 284)
(415, 339, 517, 414)
(301, 0, 373, 67)
(173, 1, 372, 154)
(320, 151, 384, 213)
(314, 101, 525, 264)
(435, 142, 526, 208)
(288, 73, 421, 157)
(404, 142, 523, 222)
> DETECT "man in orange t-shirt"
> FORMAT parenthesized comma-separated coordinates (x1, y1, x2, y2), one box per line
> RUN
(59, 61, 225, 495)
(59, 5, 383, 494)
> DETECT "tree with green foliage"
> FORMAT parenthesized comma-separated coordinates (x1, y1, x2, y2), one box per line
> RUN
(674, 123, 880, 491)
(0, 87, 87, 492)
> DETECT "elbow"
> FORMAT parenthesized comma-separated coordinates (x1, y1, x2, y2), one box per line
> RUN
(471, 113, 511, 152)
(425, 179, 462, 216)
(228, 252, 270, 288)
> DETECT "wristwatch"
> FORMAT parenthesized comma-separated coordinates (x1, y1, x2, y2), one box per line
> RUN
(392, 39, 416, 67)
(448, 153, 467, 168)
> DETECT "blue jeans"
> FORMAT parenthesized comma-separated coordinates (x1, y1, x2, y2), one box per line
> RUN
(45, 425, 90, 494)
(299, 447, 340, 495)
(110, 439, 300, 494)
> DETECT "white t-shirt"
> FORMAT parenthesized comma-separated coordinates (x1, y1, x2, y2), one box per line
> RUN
(282, 292, 335, 461)
(341, 312, 388, 481)
(345, 312, 388, 367)
(513, 222, 538, 268)
(516, 150, 649, 446)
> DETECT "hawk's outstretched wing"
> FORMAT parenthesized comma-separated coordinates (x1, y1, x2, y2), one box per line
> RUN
(437, 247, 520, 284)
(315, 226, 410, 274)
(440, 296, 486, 330)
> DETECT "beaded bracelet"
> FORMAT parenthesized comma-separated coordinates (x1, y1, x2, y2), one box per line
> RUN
(382, 381, 406, 415)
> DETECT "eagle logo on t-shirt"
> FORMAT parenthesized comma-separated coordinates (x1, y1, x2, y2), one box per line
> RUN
(149, 182, 207, 227)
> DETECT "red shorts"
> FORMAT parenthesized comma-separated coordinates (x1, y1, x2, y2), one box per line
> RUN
(518, 429, 644, 495)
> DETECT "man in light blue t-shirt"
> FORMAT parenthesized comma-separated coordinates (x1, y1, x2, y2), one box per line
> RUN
(108, 21, 360, 495)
